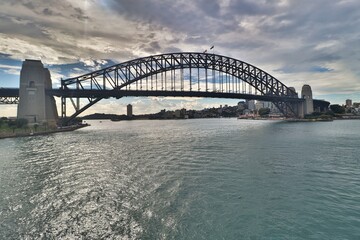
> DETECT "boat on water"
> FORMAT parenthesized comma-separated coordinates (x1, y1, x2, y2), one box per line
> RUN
(111, 118, 121, 122)
(285, 118, 333, 122)
(237, 115, 256, 120)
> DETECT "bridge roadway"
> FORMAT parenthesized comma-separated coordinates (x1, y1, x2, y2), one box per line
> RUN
(1, 86, 330, 109)
(0, 87, 304, 102)
(48, 89, 304, 103)
(0, 88, 19, 97)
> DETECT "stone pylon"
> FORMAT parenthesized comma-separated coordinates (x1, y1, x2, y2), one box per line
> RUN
(17, 59, 58, 126)
(301, 84, 314, 115)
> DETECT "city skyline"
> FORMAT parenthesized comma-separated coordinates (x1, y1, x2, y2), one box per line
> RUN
(1, 0, 360, 116)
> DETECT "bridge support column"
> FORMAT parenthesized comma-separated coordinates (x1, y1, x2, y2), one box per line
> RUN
(17, 60, 58, 126)
(296, 102, 305, 118)
(301, 84, 314, 115)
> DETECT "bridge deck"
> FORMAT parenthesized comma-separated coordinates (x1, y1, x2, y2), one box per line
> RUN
(0, 88, 19, 97)
(48, 89, 304, 103)
(0, 88, 332, 107)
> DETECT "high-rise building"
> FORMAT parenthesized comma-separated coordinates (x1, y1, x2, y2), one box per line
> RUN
(247, 100, 255, 111)
(346, 99, 352, 108)
(237, 101, 246, 111)
(127, 104, 133, 117)
(255, 101, 274, 110)
(263, 101, 273, 109)
(353, 102, 360, 108)
(255, 101, 264, 110)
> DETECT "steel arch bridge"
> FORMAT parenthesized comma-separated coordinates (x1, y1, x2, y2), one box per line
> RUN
(53, 52, 302, 124)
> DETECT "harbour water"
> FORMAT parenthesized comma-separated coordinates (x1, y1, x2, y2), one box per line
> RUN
(1, 119, 359, 239)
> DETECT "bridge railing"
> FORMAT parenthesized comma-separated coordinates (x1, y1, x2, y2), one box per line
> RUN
(0, 96, 19, 104)
(0, 88, 20, 104)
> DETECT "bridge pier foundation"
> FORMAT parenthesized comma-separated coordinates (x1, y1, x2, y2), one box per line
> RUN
(286, 84, 314, 118)
(17, 60, 58, 126)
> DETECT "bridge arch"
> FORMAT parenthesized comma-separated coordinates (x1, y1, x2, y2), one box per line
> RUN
(59, 52, 301, 124)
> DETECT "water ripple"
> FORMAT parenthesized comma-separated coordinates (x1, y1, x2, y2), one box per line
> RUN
(1, 119, 360, 239)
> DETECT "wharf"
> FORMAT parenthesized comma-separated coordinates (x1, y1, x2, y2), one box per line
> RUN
(0, 124, 89, 140)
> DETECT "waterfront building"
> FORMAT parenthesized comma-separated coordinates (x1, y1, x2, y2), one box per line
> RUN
(263, 101, 272, 109)
(174, 110, 181, 118)
(353, 102, 360, 108)
(237, 101, 246, 111)
(255, 101, 264, 110)
(346, 99, 352, 108)
(247, 100, 256, 111)
(127, 104, 133, 117)
(255, 101, 273, 111)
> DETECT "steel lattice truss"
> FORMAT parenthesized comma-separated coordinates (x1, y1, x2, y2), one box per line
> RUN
(0, 96, 19, 104)
(60, 52, 302, 123)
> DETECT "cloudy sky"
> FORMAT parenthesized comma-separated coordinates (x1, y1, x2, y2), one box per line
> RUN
(1, 0, 360, 116)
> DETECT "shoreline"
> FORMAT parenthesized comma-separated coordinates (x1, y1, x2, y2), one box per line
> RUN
(0, 124, 89, 140)
(2, 115, 360, 140)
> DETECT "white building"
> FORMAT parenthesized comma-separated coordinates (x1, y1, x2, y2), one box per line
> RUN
(247, 100, 255, 111)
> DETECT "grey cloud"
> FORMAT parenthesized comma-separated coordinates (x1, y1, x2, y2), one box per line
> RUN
(0, 15, 49, 39)
(104, 0, 219, 35)
(307, 53, 342, 64)
(217, 40, 268, 51)
(0, 53, 12, 58)
(163, 46, 182, 53)
(147, 33, 156, 39)
(228, 0, 275, 15)
(150, 41, 161, 51)
(194, 0, 221, 17)
(71, 7, 89, 21)
(17, 0, 90, 22)
(22, 1, 35, 10)
(42, 8, 62, 17)
(260, 0, 360, 41)
(42, 8, 53, 15)
(140, 41, 162, 54)
(275, 65, 334, 74)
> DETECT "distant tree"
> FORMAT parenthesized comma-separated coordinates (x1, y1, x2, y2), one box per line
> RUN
(304, 111, 334, 120)
(325, 110, 335, 116)
(8, 120, 17, 133)
(16, 118, 28, 128)
(258, 108, 271, 117)
(0, 117, 7, 127)
(330, 104, 345, 114)
(33, 123, 39, 132)
(42, 122, 48, 131)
